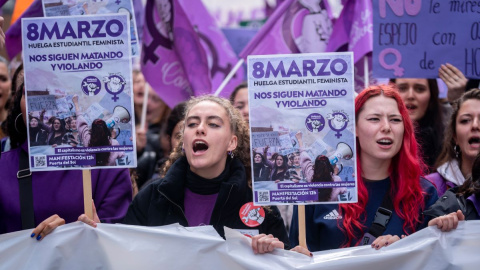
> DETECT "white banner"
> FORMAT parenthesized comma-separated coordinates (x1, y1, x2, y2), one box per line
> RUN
(1, 221, 479, 269)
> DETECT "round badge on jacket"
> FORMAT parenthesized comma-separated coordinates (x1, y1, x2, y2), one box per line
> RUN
(239, 202, 265, 227)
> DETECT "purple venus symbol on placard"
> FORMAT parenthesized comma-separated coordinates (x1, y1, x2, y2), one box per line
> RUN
(327, 112, 348, 138)
(103, 74, 126, 102)
(379, 48, 404, 77)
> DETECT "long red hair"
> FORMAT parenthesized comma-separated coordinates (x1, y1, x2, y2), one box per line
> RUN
(340, 84, 426, 246)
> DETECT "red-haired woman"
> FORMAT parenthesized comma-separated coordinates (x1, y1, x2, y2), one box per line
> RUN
(289, 85, 439, 253)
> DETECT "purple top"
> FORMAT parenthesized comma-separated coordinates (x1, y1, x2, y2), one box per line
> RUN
(425, 173, 456, 196)
(184, 189, 218, 226)
(0, 142, 132, 234)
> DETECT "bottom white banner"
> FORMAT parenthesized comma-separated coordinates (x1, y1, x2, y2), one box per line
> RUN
(1, 221, 479, 269)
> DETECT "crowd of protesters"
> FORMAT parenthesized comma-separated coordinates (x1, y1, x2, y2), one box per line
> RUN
(0, 9, 479, 260)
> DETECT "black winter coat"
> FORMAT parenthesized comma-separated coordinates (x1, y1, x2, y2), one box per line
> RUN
(423, 187, 480, 220)
(123, 156, 290, 248)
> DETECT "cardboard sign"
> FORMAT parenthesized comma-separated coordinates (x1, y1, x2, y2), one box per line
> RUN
(248, 52, 357, 205)
(373, 0, 480, 78)
(22, 14, 137, 171)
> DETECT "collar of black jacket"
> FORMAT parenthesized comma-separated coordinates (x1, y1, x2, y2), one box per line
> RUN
(155, 156, 250, 210)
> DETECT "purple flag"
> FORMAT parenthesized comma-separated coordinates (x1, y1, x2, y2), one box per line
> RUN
(178, 0, 244, 99)
(141, 0, 211, 108)
(5, 0, 43, 59)
(327, 0, 373, 63)
(239, 0, 333, 58)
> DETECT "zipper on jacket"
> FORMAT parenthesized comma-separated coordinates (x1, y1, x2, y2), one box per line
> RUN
(215, 184, 234, 227)
(157, 189, 188, 224)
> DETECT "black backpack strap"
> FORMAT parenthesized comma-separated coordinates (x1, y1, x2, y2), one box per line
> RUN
(18, 149, 35, 229)
(361, 192, 393, 245)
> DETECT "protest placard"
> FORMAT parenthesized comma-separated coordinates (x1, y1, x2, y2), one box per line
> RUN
(251, 131, 281, 148)
(373, 0, 480, 78)
(28, 95, 58, 111)
(22, 14, 136, 171)
(42, 0, 140, 56)
(248, 52, 357, 205)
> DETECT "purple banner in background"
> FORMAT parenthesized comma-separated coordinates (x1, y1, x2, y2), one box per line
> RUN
(373, 0, 480, 78)
(141, 0, 210, 108)
(5, 0, 43, 59)
(327, 0, 373, 63)
(179, 0, 244, 98)
(239, 0, 333, 58)
(222, 28, 258, 56)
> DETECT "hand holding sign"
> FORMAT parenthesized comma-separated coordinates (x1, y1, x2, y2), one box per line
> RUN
(78, 201, 101, 228)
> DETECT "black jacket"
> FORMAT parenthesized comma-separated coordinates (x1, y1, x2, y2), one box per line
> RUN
(253, 163, 271, 181)
(135, 123, 165, 189)
(123, 156, 289, 248)
(423, 187, 480, 220)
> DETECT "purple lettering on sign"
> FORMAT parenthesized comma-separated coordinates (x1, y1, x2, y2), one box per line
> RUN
(270, 190, 317, 202)
(55, 145, 134, 154)
(379, 0, 421, 18)
(277, 181, 356, 189)
(46, 154, 96, 166)
(26, 19, 124, 41)
(266, 61, 287, 78)
(316, 59, 331, 76)
(252, 58, 349, 79)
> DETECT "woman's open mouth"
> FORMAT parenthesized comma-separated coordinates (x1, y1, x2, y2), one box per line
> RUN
(193, 140, 209, 153)
(377, 138, 393, 145)
(468, 136, 480, 147)
(405, 104, 417, 112)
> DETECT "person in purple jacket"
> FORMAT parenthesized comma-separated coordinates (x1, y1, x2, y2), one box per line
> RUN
(0, 64, 132, 239)
(426, 89, 480, 196)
